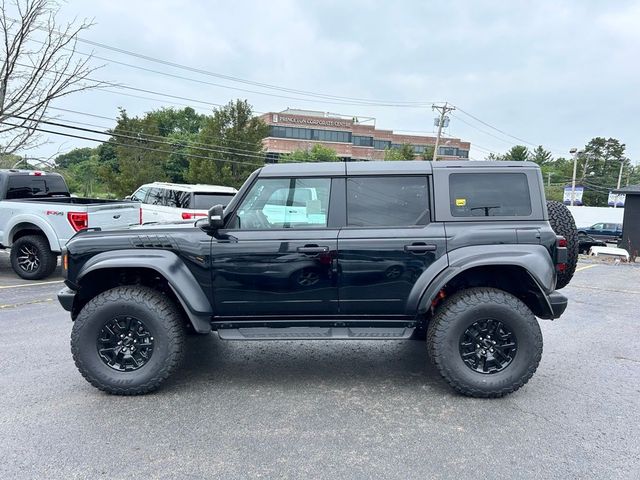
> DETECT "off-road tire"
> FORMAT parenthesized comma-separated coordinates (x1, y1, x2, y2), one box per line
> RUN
(10, 235, 58, 280)
(427, 288, 543, 398)
(546, 200, 578, 289)
(71, 286, 186, 395)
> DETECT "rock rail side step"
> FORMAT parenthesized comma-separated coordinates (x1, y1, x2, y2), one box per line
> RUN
(217, 326, 414, 341)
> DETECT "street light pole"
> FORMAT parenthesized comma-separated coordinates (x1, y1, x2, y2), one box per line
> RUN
(569, 148, 578, 207)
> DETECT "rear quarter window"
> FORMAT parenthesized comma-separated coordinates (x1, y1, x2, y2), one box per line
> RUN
(449, 173, 532, 217)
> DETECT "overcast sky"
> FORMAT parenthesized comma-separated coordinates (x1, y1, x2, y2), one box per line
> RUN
(26, 0, 640, 163)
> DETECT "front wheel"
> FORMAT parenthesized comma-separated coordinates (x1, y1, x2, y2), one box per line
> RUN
(10, 235, 58, 280)
(71, 286, 186, 395)
(427, 288, 543, 398)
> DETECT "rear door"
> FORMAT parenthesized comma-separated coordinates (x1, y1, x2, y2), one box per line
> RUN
(337, 175, 446, 316)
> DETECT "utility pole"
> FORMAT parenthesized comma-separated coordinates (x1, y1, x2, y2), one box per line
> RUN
(614, 158, 625, 208)
(432, 102, 455, 161)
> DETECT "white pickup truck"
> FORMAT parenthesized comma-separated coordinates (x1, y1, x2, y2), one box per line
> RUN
(0, 169, 140, 279)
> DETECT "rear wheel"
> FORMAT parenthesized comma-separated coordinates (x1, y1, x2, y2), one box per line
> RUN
(546, 200, 578, 289)
(10, 235, 58, 280)
(71, 286, 186, 395)
(427, 287, 543, 398)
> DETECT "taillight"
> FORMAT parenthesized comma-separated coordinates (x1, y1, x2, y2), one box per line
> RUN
(67, 212, 88, 232)
(139, 207, 143, 224)
(181, 212, 208, 220)
(555, 235, 568, 272)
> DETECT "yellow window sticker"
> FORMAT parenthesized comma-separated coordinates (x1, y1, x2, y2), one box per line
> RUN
(455, 198, 466, 207)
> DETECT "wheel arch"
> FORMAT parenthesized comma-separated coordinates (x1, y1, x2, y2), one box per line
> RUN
(73, 250, 213, 333)
(7, 217, 58, 251)
(414, 245, 557, 320)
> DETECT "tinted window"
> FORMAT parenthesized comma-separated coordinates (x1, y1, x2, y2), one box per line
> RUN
(163, 189, 191, 208)
(233, 178, 331, 229)
(6, 175, 68, 199)
(192, 193, 235, 209)
(449, 173, 532, 217)
(346, 176, 430, 227)
(146, 188, 165, 205)
(130, 187, 149, 202)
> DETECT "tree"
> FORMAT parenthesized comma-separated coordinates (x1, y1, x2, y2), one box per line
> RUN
(280, 144, 339, 162)
(384, 143, 415, 160)
(502, 145, 530, 162)
(579, 137, 629, 206)
(420, 145, 435, 161)
(187, 100, 268, 188)
(55, 147, 94, 168)
(0, 0, 102, 155)
(530, 145, 552, 166)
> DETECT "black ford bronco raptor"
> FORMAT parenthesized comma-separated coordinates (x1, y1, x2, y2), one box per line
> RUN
(58, 161, 578, 397)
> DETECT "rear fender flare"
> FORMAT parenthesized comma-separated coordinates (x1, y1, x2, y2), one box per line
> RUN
(77, 249, 212, 333)
(412, 244, 556, 315)
(5, 214, 59, 251)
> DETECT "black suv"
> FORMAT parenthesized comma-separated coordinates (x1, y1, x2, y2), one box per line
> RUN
(58, 161, 578, 398)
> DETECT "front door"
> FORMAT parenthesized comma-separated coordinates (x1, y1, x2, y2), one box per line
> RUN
(338, 175, 446, 316)
(211, 176, 339, 318)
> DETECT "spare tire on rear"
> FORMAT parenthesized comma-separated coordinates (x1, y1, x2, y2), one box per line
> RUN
(546, 200, 578, 289)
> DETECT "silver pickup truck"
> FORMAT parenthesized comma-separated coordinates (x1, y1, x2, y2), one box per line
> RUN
(0, 169, 140, 279)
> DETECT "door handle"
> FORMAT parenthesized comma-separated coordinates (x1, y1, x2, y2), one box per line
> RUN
(297, 245, 330, 254)
(404, 243, 437, 254)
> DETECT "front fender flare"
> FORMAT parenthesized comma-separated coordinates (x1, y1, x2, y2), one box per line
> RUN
(77, 249, 213, 333)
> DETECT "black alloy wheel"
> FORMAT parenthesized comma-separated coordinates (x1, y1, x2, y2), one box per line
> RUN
(16, 243, 40, 273)
(97, 316, 155, 372)
(459, 319, 517, 374)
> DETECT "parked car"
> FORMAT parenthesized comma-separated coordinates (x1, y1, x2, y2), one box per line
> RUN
(60, 160, 577, 398)
(577, 222, 622, 242)
(577, 232, 606, 254)
(129, 182, 237, 224)
(0, 170, 140, 279)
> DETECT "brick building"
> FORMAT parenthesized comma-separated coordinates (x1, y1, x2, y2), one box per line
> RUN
(259, 109, 471, 162)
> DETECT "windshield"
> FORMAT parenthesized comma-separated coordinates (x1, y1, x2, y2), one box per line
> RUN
(192, 192, 235, 209)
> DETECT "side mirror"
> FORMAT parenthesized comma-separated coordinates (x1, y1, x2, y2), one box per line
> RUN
(208, 204, 224, 229)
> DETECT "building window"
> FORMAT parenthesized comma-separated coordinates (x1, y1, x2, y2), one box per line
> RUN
(457, 149, 469, 158)
(391, 143, 402, 150)
(438, 146, 457, 156)
(373, 139, 391, 150)
(269, 126, 350, 143)
(413, 145, 426, 154)
(353, 135, 373, 147)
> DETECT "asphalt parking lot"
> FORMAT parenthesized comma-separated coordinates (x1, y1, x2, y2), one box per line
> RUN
(0, 253, 638, 479)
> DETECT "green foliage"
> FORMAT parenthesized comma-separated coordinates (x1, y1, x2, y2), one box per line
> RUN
(55, 147, 94, 168)
(503, 145, 530, 162)
(420, 145, 435, 160)
(186, 100, 268, 188)
(0, 153, 22, 168)
(384, 144, 415, 160)
(280, 144, 339, 162)
(530, 145, 553, 166)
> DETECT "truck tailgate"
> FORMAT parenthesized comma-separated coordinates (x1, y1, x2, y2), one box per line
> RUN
(86, 202, 140, 230)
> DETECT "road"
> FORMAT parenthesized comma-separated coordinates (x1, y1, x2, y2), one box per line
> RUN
(0, 253, 638, 479)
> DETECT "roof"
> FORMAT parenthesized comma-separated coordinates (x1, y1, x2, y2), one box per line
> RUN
(146, 182, 237, 193)
(613, 184, 640, 195)
(259, 160, 540, 177)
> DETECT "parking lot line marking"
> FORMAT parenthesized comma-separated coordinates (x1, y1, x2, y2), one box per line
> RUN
(575, 264, 599, 272)
(0, 280, 63, 289)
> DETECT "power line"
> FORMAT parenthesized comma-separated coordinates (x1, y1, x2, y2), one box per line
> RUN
(15, 22, 437, 108)
(9, 115, 269, 162)
(0, 121, 264, 166)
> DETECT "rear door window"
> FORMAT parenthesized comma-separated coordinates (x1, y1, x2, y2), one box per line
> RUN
(346, 176, 430, 227)
(449, 173, 532, 217)
(146, 188, 165, 206)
